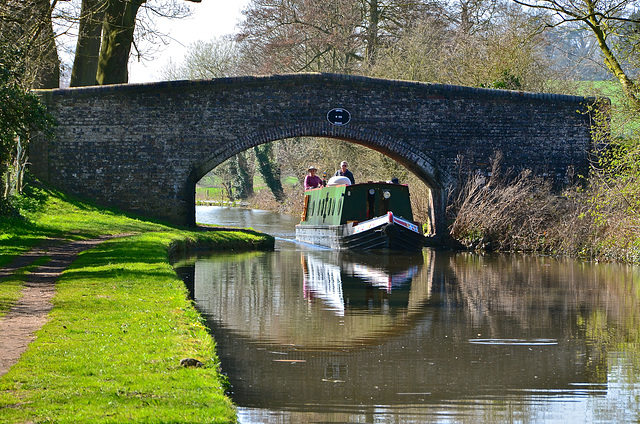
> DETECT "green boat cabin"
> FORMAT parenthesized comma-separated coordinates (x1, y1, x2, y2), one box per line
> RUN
(299, 182, 415, 226)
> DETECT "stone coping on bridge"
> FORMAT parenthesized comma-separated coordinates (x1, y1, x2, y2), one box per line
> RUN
(35, 72, 601, 105)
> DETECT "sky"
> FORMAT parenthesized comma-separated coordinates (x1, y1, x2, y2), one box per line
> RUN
(128, 0, 250, 83)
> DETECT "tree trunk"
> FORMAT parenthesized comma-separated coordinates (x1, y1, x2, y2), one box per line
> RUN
(587, 2, 640, 110)
(96, 0, 145, 85)
(228, 153, 253, 200)
(71, 0, 106, 87)
(254, 144, 284, 203)
(365, 0, 380, 65)
(31, 0, 60, 89)
(236, 152, 254, 198)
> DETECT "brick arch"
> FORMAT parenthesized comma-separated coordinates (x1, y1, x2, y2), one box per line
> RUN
(31, 73, 599, 241)
(193, 124, 449, 187)
(190, 126, 450, 236)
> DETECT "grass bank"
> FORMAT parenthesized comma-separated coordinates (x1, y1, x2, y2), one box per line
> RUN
(0, 186, 274, 423)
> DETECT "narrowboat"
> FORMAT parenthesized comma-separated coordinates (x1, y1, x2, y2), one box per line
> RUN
(295, 177, 424, 251)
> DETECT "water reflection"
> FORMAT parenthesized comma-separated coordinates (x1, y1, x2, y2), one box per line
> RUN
(183, 206, 640, 423)
(188, 250, 430, 349)
(302, 251, 424, 316)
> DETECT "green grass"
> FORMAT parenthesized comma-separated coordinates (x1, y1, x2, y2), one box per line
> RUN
(0, 186, 169, 268)
(196, 186, 224, 199)
(0, 233, 236, 423)
(573, 80, 640, 133)
(0, 185, 275, 423)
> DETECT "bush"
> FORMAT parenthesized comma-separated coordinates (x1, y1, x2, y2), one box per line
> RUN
(0, 177, 48, 218)
(450, 169, 562, 252)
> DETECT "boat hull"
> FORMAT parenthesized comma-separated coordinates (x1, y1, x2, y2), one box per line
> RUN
(296, 212, 424, 251)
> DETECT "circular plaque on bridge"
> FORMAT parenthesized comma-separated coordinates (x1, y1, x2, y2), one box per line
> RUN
(327, 108, 351, 126)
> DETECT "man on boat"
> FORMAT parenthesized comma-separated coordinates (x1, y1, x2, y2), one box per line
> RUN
(334, 161, 355, 185)
(304, 166, 324, 190)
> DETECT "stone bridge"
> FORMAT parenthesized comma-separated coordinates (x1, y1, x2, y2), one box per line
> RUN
(31, 73, 597, 239)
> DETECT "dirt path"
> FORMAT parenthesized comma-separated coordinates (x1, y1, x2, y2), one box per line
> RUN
(0, 235, 124, 377)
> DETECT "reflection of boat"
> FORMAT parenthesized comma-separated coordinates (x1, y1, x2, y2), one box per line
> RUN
(340, 251, 422, 292)
(295, 178, 424, 251)
(350, 262, 419, 292)
(302, 251, 424, 315)
(191, 249, 432, 349)
(301, 254, 345, 315)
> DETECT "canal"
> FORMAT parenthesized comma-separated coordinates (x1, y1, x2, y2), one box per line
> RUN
(174, 205, 640, 423)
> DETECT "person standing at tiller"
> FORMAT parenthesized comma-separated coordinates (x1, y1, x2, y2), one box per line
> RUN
(334, 161, 355, 184)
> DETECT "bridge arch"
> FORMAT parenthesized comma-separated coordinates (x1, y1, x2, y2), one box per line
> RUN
(31, 73, 597, 240)
(192, 124, 449, 190)
(190, 125, 449, 236)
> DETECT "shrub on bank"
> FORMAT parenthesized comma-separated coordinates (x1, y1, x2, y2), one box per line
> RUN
(449, 141, 640, 263)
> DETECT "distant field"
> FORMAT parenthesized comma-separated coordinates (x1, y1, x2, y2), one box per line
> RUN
(195, 186, 224, 200)
(574, 80, 626, 104)
(572, 80, 639, 133)
(197, 175, 300, 200)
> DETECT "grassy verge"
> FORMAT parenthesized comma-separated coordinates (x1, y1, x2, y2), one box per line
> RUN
(0, 187, 170, 268)
(0, 186, 275, 423)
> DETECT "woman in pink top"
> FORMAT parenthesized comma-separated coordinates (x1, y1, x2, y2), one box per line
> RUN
(304, 166, 323, 190)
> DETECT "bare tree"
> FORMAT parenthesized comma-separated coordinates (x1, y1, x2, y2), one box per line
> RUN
(236, 0, 362, 73)
(160, 37, 240, 80)
(70, 0, 106, 86)
(0, 0, 61, 89)
(236, 0, 434, 74)
(371, 1, 555, 92)
(66, 0, 195, 86)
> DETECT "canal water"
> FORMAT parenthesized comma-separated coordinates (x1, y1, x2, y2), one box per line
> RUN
(175, 205, 640, 423)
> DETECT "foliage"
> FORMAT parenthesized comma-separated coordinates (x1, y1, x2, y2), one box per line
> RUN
(228, 152, 254, 200)
(254, 143, 285, 202)
(0, 46, 55, 207)
(483, 69, 523, 90)
(370, 3, 554, 92)
(161, 38, 241, 80)
(448, 137, 640, 263)
(0, 0, 61, 89)
(236, 0, 431, 74)
(449, 159, 562, 252)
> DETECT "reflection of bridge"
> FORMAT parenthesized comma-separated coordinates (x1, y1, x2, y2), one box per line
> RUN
(185, 249, 619, 418)
(32, 74, 598, 239)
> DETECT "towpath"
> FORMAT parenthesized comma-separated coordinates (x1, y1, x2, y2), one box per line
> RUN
(0, 235, 124, 376)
